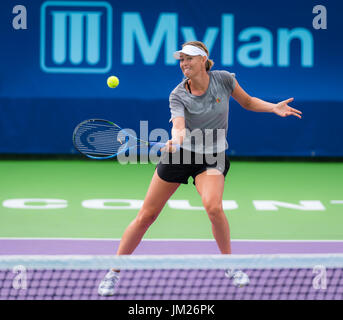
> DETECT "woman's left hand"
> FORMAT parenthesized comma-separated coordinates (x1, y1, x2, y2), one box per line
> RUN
(273, 98, 302, 119)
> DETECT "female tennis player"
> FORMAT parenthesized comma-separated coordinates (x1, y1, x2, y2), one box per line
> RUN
(98, 41, 302, 296)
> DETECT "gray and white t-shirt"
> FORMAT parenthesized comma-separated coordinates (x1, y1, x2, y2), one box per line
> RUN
(169, 70, 236, 154)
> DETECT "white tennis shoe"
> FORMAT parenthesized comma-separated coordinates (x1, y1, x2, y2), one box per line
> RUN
(225, 269, 250, 287)
(98, 270, 120, 296)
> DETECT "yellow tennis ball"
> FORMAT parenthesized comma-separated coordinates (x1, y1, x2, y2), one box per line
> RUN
(107, 76, 119, 88)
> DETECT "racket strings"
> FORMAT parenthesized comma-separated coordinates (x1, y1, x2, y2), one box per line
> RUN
(74, 121, 126, 157)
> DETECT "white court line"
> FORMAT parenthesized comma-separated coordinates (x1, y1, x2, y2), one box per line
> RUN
(0, 237, 343, 242)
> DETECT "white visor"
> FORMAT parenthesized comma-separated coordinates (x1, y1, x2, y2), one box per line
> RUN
(173, 45, 208, 60)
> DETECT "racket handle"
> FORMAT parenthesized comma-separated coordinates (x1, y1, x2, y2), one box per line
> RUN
(150, 142, 180, 151)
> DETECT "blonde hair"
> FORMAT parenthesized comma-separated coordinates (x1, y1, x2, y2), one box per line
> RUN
(182, 41, 214, 71)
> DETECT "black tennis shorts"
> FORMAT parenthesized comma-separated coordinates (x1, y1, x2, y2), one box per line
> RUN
(156, 147, 230, 185)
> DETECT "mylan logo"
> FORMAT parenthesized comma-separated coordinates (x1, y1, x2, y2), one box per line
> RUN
(40, 1, 112, 73)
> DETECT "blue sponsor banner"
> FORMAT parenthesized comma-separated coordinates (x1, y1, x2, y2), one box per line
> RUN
(0, 0, 342, 156)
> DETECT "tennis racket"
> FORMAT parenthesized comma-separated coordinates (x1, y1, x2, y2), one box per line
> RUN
(73, 119, 176, 160)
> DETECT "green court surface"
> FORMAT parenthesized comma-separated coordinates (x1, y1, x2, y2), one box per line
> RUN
(0, 159, 342, 240)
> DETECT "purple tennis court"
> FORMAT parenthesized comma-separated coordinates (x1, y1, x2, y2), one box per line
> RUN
(1, 239, 343, 255)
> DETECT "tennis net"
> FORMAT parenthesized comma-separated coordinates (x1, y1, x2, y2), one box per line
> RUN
(1, 254, 342, 300)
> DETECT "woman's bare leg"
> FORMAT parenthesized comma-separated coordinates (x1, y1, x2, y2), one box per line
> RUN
(116, 170, 180, 255)
(195, 169, 231, 254)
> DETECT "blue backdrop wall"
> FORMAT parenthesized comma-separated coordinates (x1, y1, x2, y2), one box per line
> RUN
(0, 0, 342, 156)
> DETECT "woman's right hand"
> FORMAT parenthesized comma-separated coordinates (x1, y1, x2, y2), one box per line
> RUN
(161, 140, 178, 153)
